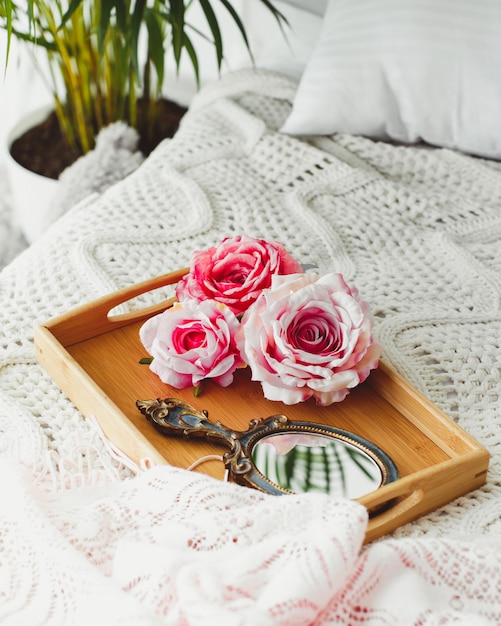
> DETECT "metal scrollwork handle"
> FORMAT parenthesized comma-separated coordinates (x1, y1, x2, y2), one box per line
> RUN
(136, 397, 234, 446)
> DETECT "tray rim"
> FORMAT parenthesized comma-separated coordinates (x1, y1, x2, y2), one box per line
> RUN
(34, 269, 491, 543)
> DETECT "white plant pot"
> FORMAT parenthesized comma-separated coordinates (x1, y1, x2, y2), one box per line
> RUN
(6, 107, 59, 244)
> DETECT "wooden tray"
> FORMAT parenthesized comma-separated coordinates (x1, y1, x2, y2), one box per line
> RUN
(34, 269, 490, 543)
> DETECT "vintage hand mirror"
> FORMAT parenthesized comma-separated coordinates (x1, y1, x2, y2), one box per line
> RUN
(136, 398, 398, 499)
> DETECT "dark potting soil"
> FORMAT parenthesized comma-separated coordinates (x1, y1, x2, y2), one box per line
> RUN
(9, 98, 187, 180)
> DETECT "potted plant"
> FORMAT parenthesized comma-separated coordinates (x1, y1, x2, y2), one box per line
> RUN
(1, 0, 286, 166)
(0, 0, 286, 240)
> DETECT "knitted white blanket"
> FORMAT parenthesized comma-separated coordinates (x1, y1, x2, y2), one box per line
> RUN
(1, 69, 500, 625)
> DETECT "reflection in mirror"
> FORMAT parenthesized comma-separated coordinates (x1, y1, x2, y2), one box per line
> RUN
(253, 433, 383, 499)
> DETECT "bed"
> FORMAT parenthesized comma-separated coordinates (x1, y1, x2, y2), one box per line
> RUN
(1, 1, 500, 623)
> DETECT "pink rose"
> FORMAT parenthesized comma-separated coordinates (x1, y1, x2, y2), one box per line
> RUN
(237, 272, 382, 406)
(176, 235, 303, 315)
(139, 299, 245, 389)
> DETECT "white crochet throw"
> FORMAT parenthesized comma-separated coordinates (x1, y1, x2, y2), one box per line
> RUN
(0, 69, 500, 625)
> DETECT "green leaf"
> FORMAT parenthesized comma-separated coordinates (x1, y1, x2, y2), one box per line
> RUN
(114, 0, 128, 34)
(332, 443, 347, 496)
(130, 0, 147, 79)
(145, 7, 165, 86)
(3, 0, 13, 69)
(346, 447, 378, 480)
(257, 0, 289, 28)
(199, 0, 223, 69)
(321, 446, 331, 493)
(139, 357, 154, 364)
(27, 0, 34, 32)
(283, 445, 297, 491)
(193, 380, 205, 397)
(9, 29, 57, 51)
(304, 446, 312, 492)
(169, 0, 185, 70)
(97, 0, 114, 53)
(60, 0, 84, 28)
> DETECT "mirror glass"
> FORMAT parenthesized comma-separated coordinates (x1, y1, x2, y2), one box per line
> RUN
(252, 432, 383, 499)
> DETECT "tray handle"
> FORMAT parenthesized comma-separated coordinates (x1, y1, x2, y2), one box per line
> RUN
(361, 474, 426, 542)
(41, 267, 189, 345)
(107, 267, 189, 324)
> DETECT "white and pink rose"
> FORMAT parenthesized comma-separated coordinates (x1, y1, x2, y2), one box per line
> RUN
(236, 272, 382, 406)
(139, 298, 244, 389)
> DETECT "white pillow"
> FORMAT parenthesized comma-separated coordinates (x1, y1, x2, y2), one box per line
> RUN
(278, 0, 328, 16)
(281, 0, 501, 159)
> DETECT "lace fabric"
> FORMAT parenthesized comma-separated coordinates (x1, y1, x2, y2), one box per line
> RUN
(1, 459, 499, 625)
(0, 69, 500, 623)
